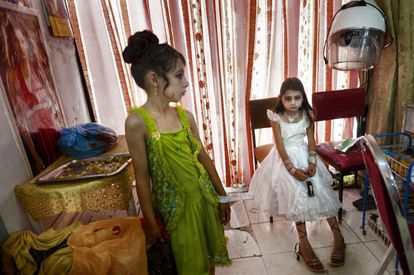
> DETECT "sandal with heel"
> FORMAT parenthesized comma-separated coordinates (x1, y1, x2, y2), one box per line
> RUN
(294, 223, 326, 273)
(329, 220, 346, 267)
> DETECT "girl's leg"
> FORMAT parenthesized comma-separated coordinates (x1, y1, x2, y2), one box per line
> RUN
(210, 266, 215, 275)
(326, 216, 346, 266)
(295, 221, 325, 272)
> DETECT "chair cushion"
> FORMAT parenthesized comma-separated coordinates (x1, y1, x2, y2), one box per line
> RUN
(316, 141, 365, 172)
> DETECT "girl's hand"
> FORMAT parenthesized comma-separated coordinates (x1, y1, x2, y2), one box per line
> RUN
(307, 163, 316, 177)
(293, 169, 308, 182)
(145, 224, 162, 248)
(219, 203, 231, 225)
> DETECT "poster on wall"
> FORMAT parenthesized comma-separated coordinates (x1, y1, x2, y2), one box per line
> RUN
(42, 0, 73, 37)
(0, 5, 65, 175)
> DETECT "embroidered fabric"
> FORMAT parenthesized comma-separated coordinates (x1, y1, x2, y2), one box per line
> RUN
(130, 106, 219, 232)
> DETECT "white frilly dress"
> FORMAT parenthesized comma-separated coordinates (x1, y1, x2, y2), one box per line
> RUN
(248, 110, 341, 222)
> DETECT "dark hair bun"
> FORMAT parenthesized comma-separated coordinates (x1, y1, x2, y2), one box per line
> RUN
(122, 30, 159, 64)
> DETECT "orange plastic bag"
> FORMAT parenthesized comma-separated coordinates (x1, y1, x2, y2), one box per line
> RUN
(68, 217, 147, 275)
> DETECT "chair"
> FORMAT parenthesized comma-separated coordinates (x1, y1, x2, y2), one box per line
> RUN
(312, 87, 366, 222)
(248, 97, 278, 167)
(360, 135, 414, 275)
(248, 97, 278, 223)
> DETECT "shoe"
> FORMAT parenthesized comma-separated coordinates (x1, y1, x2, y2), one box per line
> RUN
(329, 220, 346, 267)
(295, 243, 326, 273)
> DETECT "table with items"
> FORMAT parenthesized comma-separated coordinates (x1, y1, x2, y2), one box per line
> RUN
(15, 135, 136, 225)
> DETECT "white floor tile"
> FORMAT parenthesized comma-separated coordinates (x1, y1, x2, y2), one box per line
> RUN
(341, 210, 378, 242)
(251, 220, 297, 255)
(225, 229, 261, 259)
(215, 256, 268, 275)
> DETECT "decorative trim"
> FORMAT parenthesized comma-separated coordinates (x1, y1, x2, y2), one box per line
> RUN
(66, 0, 97, 120)
(100, 0, 131, 111)
(245, 0, 258, 177)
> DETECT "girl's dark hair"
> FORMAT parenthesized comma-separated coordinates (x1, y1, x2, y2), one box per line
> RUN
(274, 77, 313, 124)
(122, 30, 185, 89)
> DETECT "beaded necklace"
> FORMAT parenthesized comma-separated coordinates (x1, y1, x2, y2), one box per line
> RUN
(286, 112, 299, 123)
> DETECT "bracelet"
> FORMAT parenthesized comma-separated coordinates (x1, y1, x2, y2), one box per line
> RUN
(308, 155, 317, 165)
(289, 167, 296, 175)
(218, 195, 231, 203)
(283, 159, 293, 169)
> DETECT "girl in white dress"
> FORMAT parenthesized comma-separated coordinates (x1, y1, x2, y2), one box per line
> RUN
(249, 77, 345, 272)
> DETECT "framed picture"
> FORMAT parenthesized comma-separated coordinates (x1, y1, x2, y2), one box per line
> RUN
(0, 5, 64, 174)
(42, 0, 72, 38)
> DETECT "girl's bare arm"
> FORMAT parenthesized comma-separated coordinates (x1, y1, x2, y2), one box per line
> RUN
(125, 113, 160, 240)
(186, 111, 227, 196)
(186, 111, 230, 225)
(306, 122, 317, 176)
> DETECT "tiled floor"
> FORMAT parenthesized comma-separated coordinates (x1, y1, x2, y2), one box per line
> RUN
(216, 187, 401, 275)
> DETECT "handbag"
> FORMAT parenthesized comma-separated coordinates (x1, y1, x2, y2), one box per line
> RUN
(140, 218, 177, 275)
(146, 240, 177, 275)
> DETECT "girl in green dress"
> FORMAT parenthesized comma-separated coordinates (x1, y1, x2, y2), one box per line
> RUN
(123, 30, 231, 275)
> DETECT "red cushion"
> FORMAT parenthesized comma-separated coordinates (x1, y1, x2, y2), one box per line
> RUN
(316, 141, 365, 172)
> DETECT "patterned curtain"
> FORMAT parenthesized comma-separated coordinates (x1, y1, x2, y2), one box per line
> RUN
(367, 0, 414, 135)
(68, 0, 384, 186)
(178, 0, 256, 186)
(249, 0, 359, 149)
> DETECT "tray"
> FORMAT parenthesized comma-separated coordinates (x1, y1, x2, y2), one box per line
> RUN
(36, 153, 132, 183)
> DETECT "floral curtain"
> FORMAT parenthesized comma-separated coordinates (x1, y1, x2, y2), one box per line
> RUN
(177, 0, 256, 185)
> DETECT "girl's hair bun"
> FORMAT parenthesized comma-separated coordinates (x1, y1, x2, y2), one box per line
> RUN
(122, 30, 159, 64)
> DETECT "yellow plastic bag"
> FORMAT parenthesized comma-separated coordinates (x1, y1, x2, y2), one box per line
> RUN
(68, 217, 147, 275)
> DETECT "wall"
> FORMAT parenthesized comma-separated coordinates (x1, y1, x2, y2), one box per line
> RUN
(0, 0, 90, 233)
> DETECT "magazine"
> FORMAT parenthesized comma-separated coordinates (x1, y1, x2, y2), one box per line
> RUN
(335, 137, 363, 153)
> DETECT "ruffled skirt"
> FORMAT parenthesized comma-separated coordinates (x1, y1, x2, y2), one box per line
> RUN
(248, 145, 341, 222)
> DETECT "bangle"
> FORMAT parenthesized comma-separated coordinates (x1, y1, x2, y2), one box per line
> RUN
(289, 167, 296, 175)
(283, 159, 293, 170)
(218, 195, 231, 203)
(308, 155, 317, 164)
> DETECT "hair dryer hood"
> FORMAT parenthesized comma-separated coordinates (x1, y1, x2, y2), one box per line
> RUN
(327, 0, 387, 71)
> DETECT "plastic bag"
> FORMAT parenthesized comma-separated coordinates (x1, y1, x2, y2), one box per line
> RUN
(57, 123, 117, 158)
(68, 217, 147, 275)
